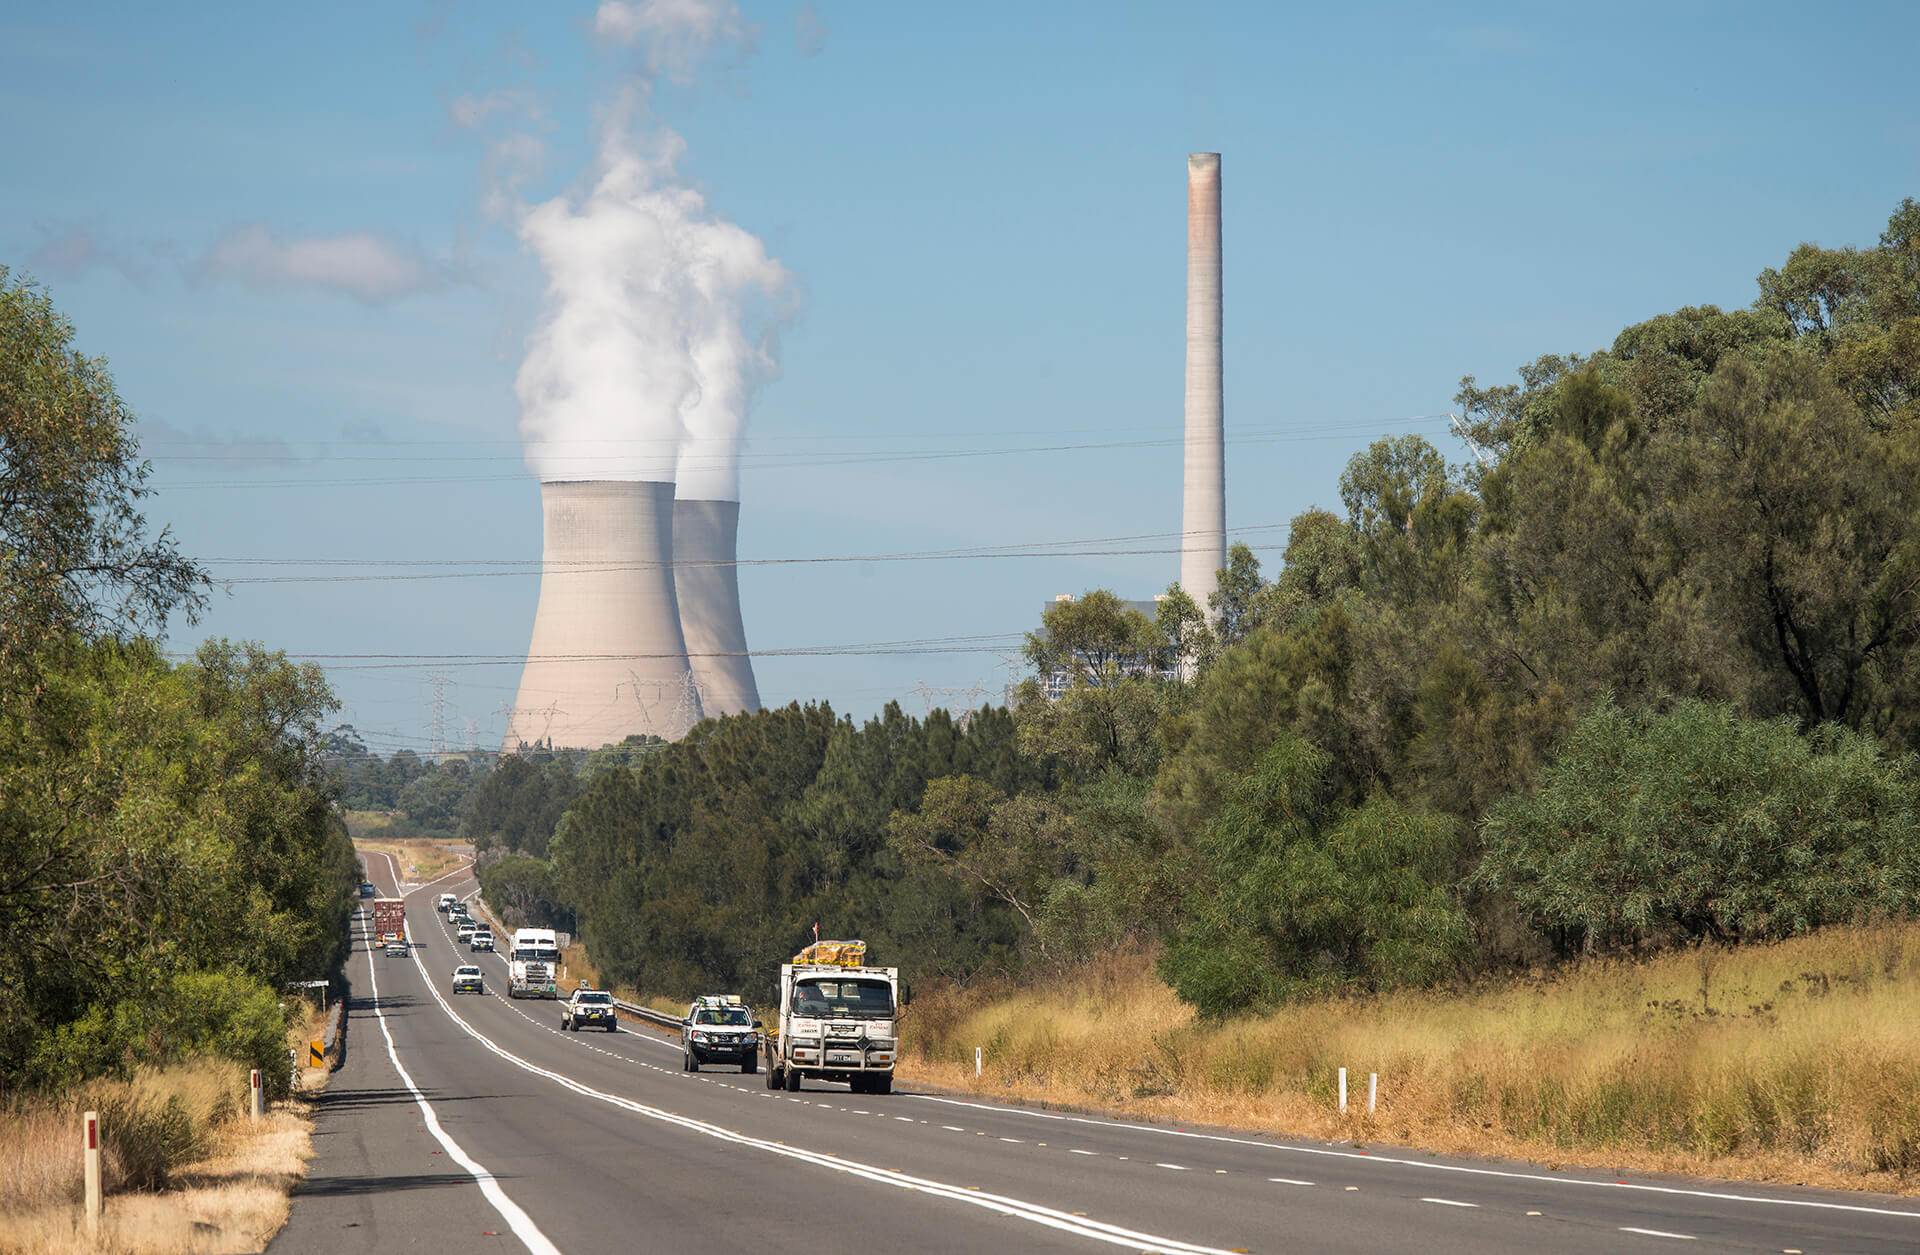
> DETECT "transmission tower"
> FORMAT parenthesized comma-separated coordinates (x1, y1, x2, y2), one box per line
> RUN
(428, 673, 450, 758)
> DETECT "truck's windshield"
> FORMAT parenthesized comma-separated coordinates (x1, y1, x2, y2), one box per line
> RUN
(792, 978, 892, 1018)
(512, 948, 559, 962)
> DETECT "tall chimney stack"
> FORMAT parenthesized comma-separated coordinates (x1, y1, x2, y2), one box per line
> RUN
(1181, 152, 1226, 617)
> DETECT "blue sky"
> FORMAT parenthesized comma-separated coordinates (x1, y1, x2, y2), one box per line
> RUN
(4, 2, 1916, 757)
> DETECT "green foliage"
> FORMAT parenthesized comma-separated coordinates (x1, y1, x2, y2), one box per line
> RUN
(480, 854, 573, 931)
(1478, 701, 1920, 951)
(0, 638, 354, 1090)
(463, 754, 580, 856)
(1160, 735, 1471, 1014)
(0, 267, 208, 689)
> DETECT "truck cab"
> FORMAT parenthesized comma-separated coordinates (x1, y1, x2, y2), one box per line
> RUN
(764, 940, 898, 1095)
(508, 927, 560, 999)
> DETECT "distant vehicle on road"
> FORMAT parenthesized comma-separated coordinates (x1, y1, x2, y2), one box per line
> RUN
(451, 965, 484, 994)
(372, 898, 406, 946)
(358, 881, 376, 898)
(384, 938, 410, 957)
(449, 901, 469, 920)
(509, 928, 560, 999)
(437, 893, 457, 914)
(456, 919, 478, 942)
(683, 995, 759, 1073)
(562, 987, 618, 1032)
(469, 929, 494, 953)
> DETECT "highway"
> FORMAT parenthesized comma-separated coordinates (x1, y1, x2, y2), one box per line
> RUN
(271, 855, 1920, 1254)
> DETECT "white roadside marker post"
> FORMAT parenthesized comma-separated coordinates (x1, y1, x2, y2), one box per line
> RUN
(83, 1110, 102, 1237)
(1338, 1068, 1348, 1115)
(1368, 1072, 1378, 1116)
(975, 1047, 982, 1078)
(250, 1069, 263, 1121)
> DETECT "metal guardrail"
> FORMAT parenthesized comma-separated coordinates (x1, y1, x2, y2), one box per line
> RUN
(612, 998, 681, 1030)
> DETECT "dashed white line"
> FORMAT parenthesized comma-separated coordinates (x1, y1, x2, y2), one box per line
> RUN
(1421, 1198, 1478, 1208)
(1071, 1149, 1099, 1156)
(1619, 1228, 1696, 1240)
(1268, 1178, 1314, 1187)
(1156, 1163, 1189, 1171)
(904, 1093, 1920, 1222)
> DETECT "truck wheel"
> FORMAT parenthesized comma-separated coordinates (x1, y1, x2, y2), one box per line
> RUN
(606, 1022, 617, 1033)
(872, 1075, 893, 1095)
(785, 1067, 802, 1092)
(765, 1064, 781, 1090)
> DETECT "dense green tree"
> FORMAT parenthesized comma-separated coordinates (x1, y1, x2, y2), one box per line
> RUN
(1479, 701, 1920, 952)
(1160, 734, 1470, 1014)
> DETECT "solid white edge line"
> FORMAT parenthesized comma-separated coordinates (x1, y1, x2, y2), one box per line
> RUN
(904, 1095, 1920, 1221)
(400, 945, 1239, 1255)
(356, 902, 561, 1255)
(1619, 1227, 1696, 1240)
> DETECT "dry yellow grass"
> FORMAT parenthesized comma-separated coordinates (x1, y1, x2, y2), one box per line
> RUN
(900, 923, 1920, 1195)
(0, 991, 335, 1253)
(353, 832, 464, 883)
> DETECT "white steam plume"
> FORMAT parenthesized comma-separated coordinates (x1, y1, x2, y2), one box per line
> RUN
(514, 0, 785, 499)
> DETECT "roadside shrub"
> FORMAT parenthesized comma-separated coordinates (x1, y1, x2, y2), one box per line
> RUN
(1478, 700, 1920, 952)
(26, 969, 292, 1101)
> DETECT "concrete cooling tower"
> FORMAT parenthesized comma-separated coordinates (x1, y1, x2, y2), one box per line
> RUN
(504, 481, 700, 751)
(1181, 152, 1226, 616)
(672, 498, 761, 718)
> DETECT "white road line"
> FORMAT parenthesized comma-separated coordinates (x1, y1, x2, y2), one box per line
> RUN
(1001, 1137, 1024, 1143)
(904, 1094, 1920, 1221)
(1156, 1163, 1189, 1171)
(400, 957, 1241, 1255)
(1421, 1198, 1478, 1208)
(357, 910, 560, 1255)
(1268, 1178, 1313, 1186)
(1619, 1228, 1696, 1240)
(1071, 1150, 1099, 1156)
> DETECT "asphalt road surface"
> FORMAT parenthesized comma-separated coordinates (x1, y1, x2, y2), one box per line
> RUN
(271, 855, 1920, 1254)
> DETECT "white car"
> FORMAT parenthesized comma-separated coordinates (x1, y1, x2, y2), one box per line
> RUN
(451, 965, 484, 994)
(561, 988, 619, 1032)
(456, 919, 478, 942)
(437, 892, 457, 914)
(469, 929, 494, 952)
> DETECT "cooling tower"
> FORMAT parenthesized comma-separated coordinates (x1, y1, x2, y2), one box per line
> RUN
(673, 498, 761, 717)
(1181, 152, 1226, 617)
(504, 480, 700, 751)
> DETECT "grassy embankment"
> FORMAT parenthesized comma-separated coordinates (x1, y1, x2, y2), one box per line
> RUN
(0, 1000, 338, 1254)
(901, 922, 1920, 1194)
(345, 814, 464, 884)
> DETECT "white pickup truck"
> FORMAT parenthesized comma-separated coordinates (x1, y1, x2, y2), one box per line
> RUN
(763, 940, 899, 1095)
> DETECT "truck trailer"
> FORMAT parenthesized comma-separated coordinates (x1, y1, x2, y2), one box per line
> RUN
(371, 897, 406, 944)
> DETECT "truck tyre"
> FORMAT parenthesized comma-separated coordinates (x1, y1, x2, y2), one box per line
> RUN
(606, 1022, 617, 1033)
(872, 1075, 893, 1095)
(785, 1066, 802, 1092)
(765, 1063, 781, 1090)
